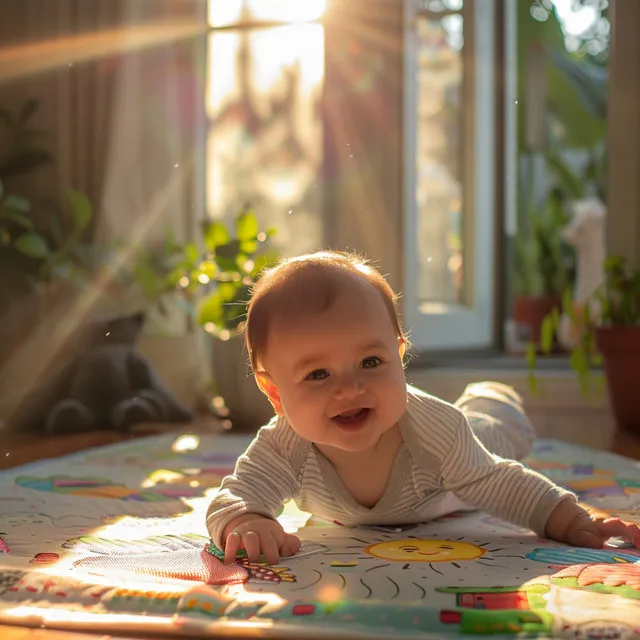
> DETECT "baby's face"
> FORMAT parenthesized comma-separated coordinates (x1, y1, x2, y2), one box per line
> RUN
(263, 282, 407, 453)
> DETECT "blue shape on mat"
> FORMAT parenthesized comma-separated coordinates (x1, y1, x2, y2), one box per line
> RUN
(527, 547, 640, 565)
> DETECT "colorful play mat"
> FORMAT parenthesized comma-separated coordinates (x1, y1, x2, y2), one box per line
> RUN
(1, 433, 639, 639)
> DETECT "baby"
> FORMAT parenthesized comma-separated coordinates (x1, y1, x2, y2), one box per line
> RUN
(206, 251, 640, 564)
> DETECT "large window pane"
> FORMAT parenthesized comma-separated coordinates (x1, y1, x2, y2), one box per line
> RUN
(404, 0, 496, 350)
(415, 7, 464, 307)
(208, 0, 326, 27)
(205, 23, 324, 256)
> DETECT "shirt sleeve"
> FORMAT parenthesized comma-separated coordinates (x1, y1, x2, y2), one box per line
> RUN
(439, 414, 577, 536)
(206, 422, 301, 547)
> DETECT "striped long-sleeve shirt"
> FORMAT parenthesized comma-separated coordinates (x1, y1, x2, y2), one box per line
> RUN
(206, 385, 576, 546)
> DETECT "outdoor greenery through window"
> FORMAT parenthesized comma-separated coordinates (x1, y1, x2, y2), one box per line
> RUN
(505, 0, 609, 358)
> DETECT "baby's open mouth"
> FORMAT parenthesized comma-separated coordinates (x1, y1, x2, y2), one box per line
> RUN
(332, 408, 370, 425)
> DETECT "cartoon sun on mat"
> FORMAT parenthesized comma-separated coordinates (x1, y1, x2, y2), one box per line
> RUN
(365, 539, 486, 563)
(354, 536, 524, 582)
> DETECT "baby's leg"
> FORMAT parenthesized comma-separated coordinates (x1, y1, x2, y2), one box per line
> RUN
(454, 381, 535, 461)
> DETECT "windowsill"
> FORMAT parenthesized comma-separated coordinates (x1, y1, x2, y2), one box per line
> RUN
(406, 354, 607, 405)
(406, 350, 577, 371)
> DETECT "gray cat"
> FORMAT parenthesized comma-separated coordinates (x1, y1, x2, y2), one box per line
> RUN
(45, 312, 193, 434)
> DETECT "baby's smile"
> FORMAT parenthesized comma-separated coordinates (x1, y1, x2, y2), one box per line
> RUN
(331, 407, 371, 429)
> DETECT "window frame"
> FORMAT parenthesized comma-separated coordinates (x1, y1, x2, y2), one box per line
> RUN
(402, 0, 499, 351)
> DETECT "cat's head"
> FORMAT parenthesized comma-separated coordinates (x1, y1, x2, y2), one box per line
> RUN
(85, 311, 145, 346)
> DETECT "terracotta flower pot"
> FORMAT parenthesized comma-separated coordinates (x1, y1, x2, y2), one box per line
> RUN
(513, 295, 562, 349)
(595, 326, 640, 434)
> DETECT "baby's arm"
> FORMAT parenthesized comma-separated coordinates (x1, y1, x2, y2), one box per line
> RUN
(440, 416, 640, 547)
(206, 423, 301, 562)
(439, 414, 574, 536)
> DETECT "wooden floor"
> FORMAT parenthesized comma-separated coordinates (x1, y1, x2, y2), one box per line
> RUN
(1, 415, 640, 640)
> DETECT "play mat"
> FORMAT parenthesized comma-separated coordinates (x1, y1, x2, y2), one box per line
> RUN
(1, 433, 640, 639)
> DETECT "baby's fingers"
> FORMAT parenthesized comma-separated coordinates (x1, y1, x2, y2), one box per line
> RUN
(260, 533, 281, 565)
(242, 530, 262, 563)
(280, 534, 301, 558)
(598, 518, 640, 548)
(224, 531, 242, 564)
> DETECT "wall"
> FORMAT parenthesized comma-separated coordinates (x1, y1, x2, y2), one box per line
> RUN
(607, 0, 640, 260)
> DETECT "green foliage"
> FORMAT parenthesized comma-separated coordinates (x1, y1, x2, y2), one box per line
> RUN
(517, 2, 608, 152)
(195, 207, 279, 337)
(528, 255, 640, 397)
(0, 100, 97, 295)
(514, 161, 574, 297)
(0, 99, 54, 179)
(123, 206, 279, 337)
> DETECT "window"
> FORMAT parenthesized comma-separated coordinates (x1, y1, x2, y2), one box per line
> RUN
(403, 0, 498, 351)
(206, 0, 326, 257)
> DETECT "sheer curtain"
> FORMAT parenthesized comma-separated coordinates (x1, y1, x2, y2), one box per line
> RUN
(0, 0, 210, 429)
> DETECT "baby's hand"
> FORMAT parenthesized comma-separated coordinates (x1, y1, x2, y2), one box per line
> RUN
(546, 500, 640, 549)
(222, 514, 301, 564)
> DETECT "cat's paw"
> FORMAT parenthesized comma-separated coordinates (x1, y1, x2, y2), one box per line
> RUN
(45, 399, 96, 434)
(110, 397, 157, 430)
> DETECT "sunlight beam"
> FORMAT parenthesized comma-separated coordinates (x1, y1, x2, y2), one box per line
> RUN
(0, 18, 208, 83)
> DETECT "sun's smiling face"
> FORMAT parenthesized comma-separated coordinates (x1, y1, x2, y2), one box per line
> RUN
(364, 539, 486, 563)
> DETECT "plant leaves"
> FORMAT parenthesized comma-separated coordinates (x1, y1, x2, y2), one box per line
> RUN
(185, 242, 200, 266)
(198, 289, 224, 326)
(540, 315, 555, 354)
(3, 194, 30, 213)
(67, 188, 92, 231)
(0, 210, 32, 229)
(15, 232, 50, 258)
(544, 150, 584, 199)
(527, 371, 539, 397)
(215, 239, 242, 273)
(0, 149, 54, 178)
(240, 239, 258, 254)
(197, 260, 217, 279)
(236, 210, 259, 242)
(549, 49, 607, 120)
(19, 98, 40, 125)
(203, 221, 229, 251)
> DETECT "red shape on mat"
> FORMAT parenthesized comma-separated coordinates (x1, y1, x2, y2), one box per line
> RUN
(73, 548, 248, 585)
(292, 604, 316, 616)
(30, 553, 60, 565)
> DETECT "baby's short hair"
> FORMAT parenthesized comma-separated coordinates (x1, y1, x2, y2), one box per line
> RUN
(244, 251, 407, 372)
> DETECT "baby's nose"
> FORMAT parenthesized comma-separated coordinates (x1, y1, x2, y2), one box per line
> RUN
(334, 375, 364, 398)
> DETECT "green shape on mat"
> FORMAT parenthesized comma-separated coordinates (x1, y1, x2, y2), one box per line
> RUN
(205, 540, 266, 562)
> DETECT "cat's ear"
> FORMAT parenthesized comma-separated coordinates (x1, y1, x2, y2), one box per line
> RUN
(130, 312, 145, 328)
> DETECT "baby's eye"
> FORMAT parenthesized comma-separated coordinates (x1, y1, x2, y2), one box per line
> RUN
(305, 369, 329, 381)
(361, 356, 382, 369)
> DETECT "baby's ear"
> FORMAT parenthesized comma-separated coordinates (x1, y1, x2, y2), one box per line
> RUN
(255, 372, 284, 416)
(398, 338, 407, 361)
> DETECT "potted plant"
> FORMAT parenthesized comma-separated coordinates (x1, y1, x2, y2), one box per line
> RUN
(196, 208, 279, 431)
(512, 190, 574, 351)
(529, 255, 640, 434)
(145, 206, 279, 431)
